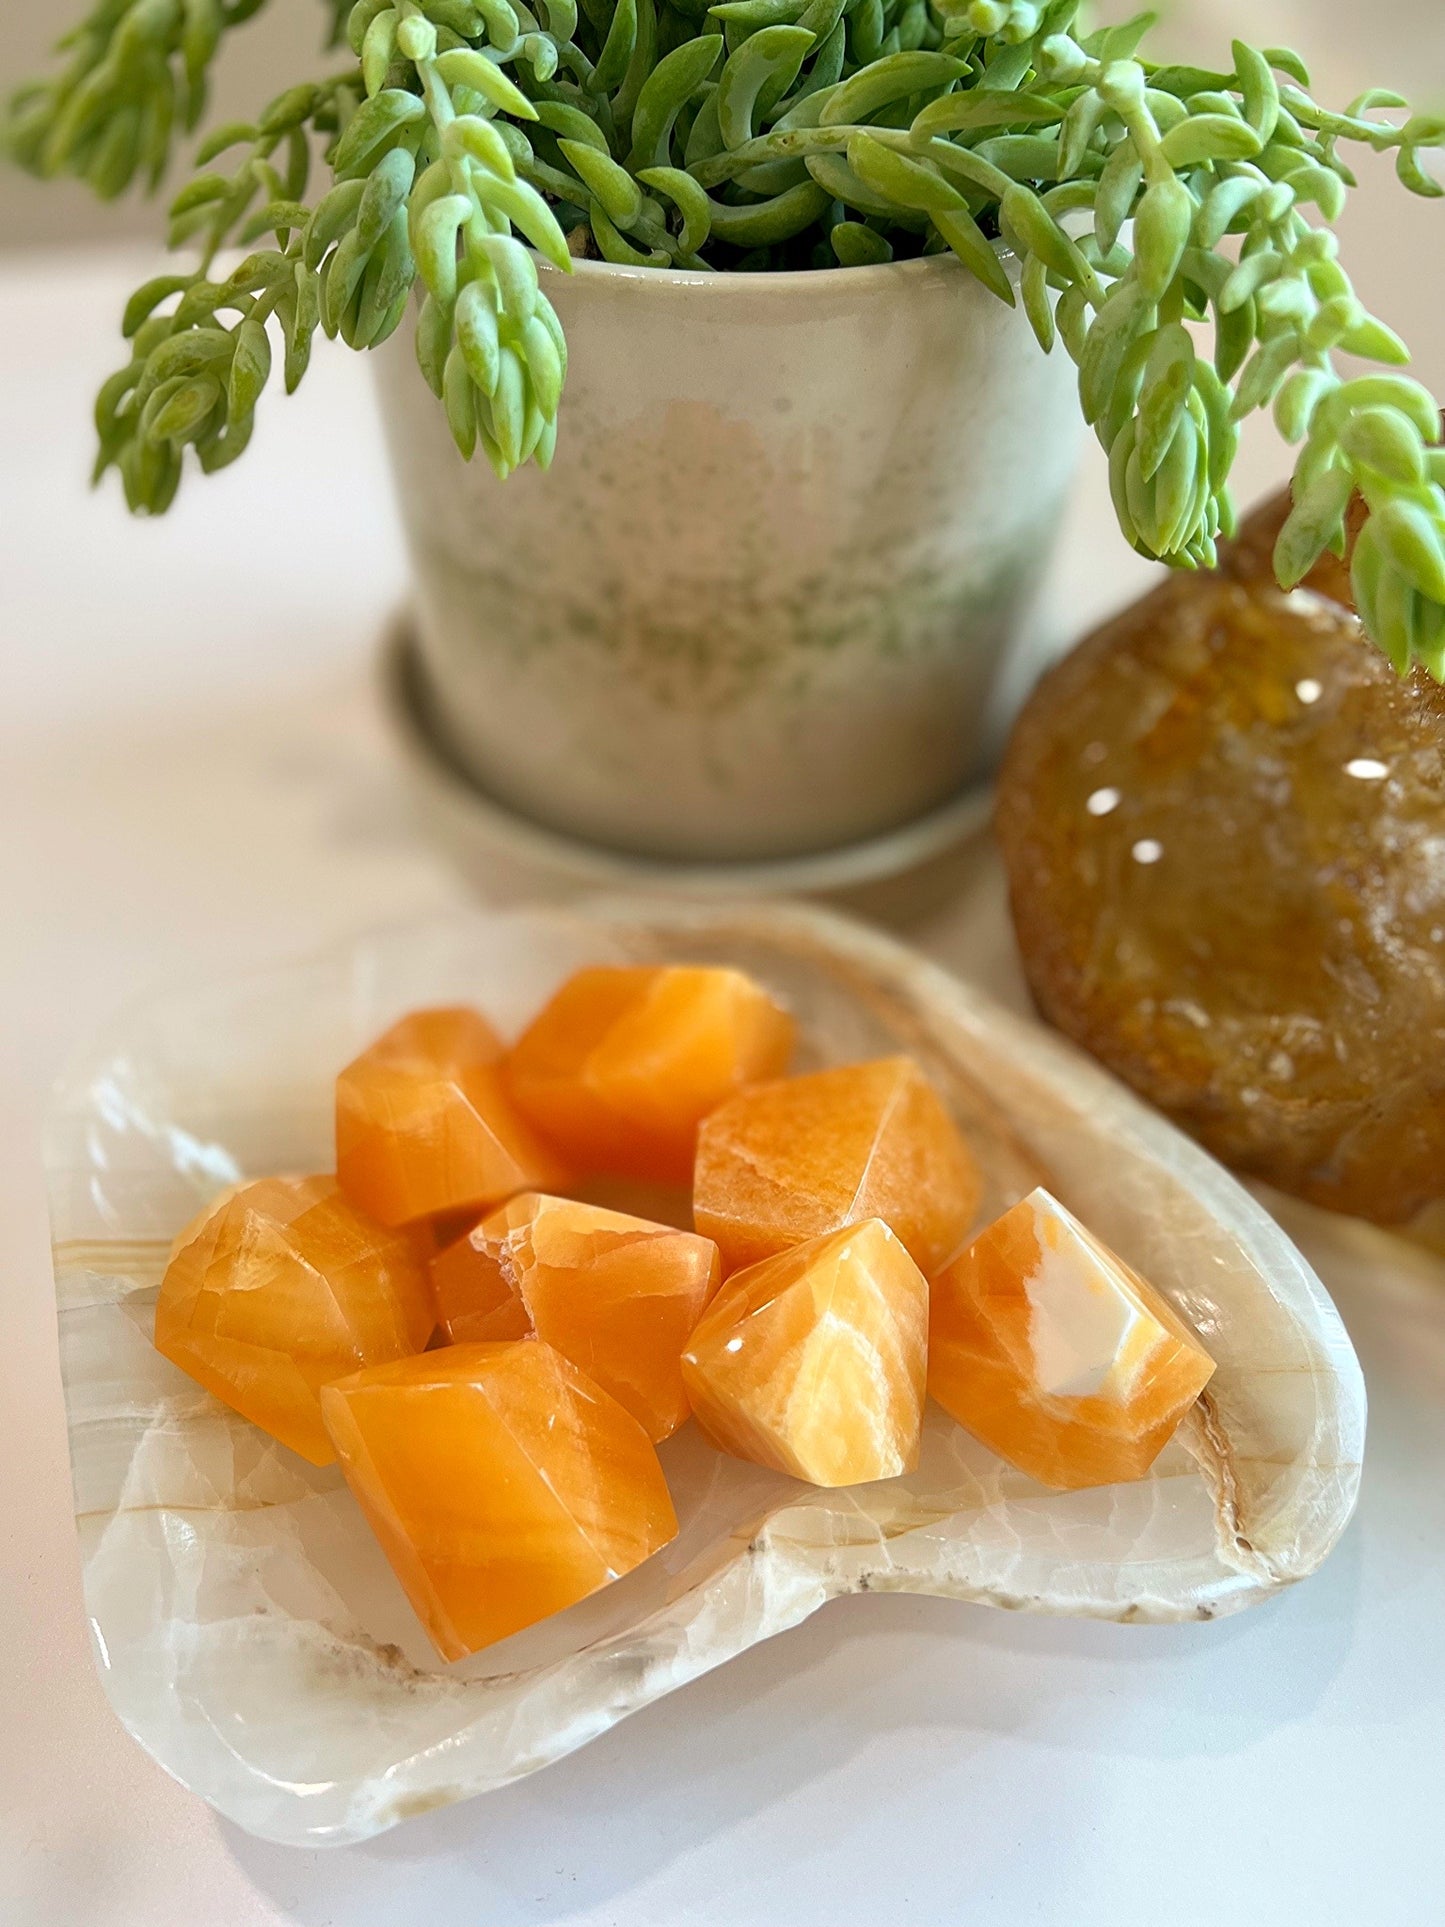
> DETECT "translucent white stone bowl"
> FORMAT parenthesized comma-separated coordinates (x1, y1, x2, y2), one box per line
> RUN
(46, 901, 1365, 1846)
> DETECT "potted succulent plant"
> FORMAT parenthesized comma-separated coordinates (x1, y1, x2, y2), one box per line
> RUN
(9, 0, 1445, 861)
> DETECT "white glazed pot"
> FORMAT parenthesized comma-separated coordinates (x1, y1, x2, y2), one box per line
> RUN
(374, 251, 1081, 863)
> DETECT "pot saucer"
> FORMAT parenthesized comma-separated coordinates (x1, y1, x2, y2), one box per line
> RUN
(379, 616, 995, 921)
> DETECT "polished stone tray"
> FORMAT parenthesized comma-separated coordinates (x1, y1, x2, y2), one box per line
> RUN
(46, 900, 1364, 1845)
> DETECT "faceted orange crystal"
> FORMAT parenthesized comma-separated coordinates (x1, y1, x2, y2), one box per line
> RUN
(154, 1175, 434, 1465)
(432, 1193, 721, 1440)
(928, 1187, 1216, 1491)
(336, 1006, 567, 1227)
(693, 1057, 981, 1276)
(680, 1218, 928, 1487)
(320, 1341, 679, 1660)
(429, 1217, 533, 1344)
(505, 965, 795, 1183)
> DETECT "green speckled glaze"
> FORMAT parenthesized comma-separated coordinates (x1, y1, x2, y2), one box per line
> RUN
(374, 252, 1081, 862)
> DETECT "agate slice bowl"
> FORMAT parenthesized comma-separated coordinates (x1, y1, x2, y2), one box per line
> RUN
(45, 901, 1365, 1846)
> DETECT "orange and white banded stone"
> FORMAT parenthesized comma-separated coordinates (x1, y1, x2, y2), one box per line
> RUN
(681, 1217, 928, 1487)
(321, 1341, 679, 1661)
(928, 1187, 1216, 1491)
(154, 1175, 435, 1465)
(431, 1192, 721, 1440)
(693, 1056, 980, 1277)
(336, 1006, 567, 1227)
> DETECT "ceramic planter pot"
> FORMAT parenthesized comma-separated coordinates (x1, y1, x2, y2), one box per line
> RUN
(374, 251, 1081, 863)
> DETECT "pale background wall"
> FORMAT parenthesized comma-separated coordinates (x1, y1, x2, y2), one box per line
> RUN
(3, 0, 1443, 247)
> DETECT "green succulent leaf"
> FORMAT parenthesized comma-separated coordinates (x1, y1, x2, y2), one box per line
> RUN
(12, 0, 1441, 676)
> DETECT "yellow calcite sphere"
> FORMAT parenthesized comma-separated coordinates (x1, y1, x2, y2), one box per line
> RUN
(998, 494, 1445, 1223)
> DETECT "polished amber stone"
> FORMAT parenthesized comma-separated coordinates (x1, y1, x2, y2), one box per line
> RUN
(154, 1175, 434, 1465)
(693, 1056, 980, 1275)
(928, 1187, 1216, 1490)
(505, 965, 795, 1183)
(336, 1006, 567, 1227)
(998, 500, 1445, 1223)
(321, 1341, 679, 1661)
(681, 1217, 928, 1486)
(431, 1192, 721, 1440)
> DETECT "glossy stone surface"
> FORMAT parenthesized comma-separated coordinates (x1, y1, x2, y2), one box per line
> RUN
(431, 1192, 721, 1439)
(154, 1176, 434, 1465)
(694, 1056, 981, 1275)
(52, 905, 1364, 1845)
(929, 1188, 1216, 1491)
(322, 1340, 679, 1661)
(998, 506, 1445, 1224)
(336, 1006, 567, 1226)
(681, 1218, 928, 1487)
(505, 965, 795, 1182)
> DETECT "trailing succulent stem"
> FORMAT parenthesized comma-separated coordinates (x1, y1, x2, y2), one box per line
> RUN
(9, 0, 1445, 675)
(6, 1, 277, 201)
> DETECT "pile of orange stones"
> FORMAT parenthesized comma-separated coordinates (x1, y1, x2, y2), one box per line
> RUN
(154, 963, 1217, 1662)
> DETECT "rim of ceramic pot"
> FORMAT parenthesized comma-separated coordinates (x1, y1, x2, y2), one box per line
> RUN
(537, 242, 1018, 295)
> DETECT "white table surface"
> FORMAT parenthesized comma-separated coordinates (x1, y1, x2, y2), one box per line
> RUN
(5, 118, 1445, 1921)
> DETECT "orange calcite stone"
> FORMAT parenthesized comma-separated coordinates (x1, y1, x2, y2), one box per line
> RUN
(154, 1176, 434, 1465)
(681, 1218, 928, 1487)
(336, 1006, 567, 1227)
(928, 1187, 1216, 1491)
(694, 1056, 981, 1276)
(505, 966, 795, 1183)
(430, 1218, 533, 1344)
(432, 1193, 721, 1440)
(320, 1341, 679, 1660)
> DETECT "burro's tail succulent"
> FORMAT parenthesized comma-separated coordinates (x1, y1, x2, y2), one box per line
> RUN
(9, 0, 1445, 677)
